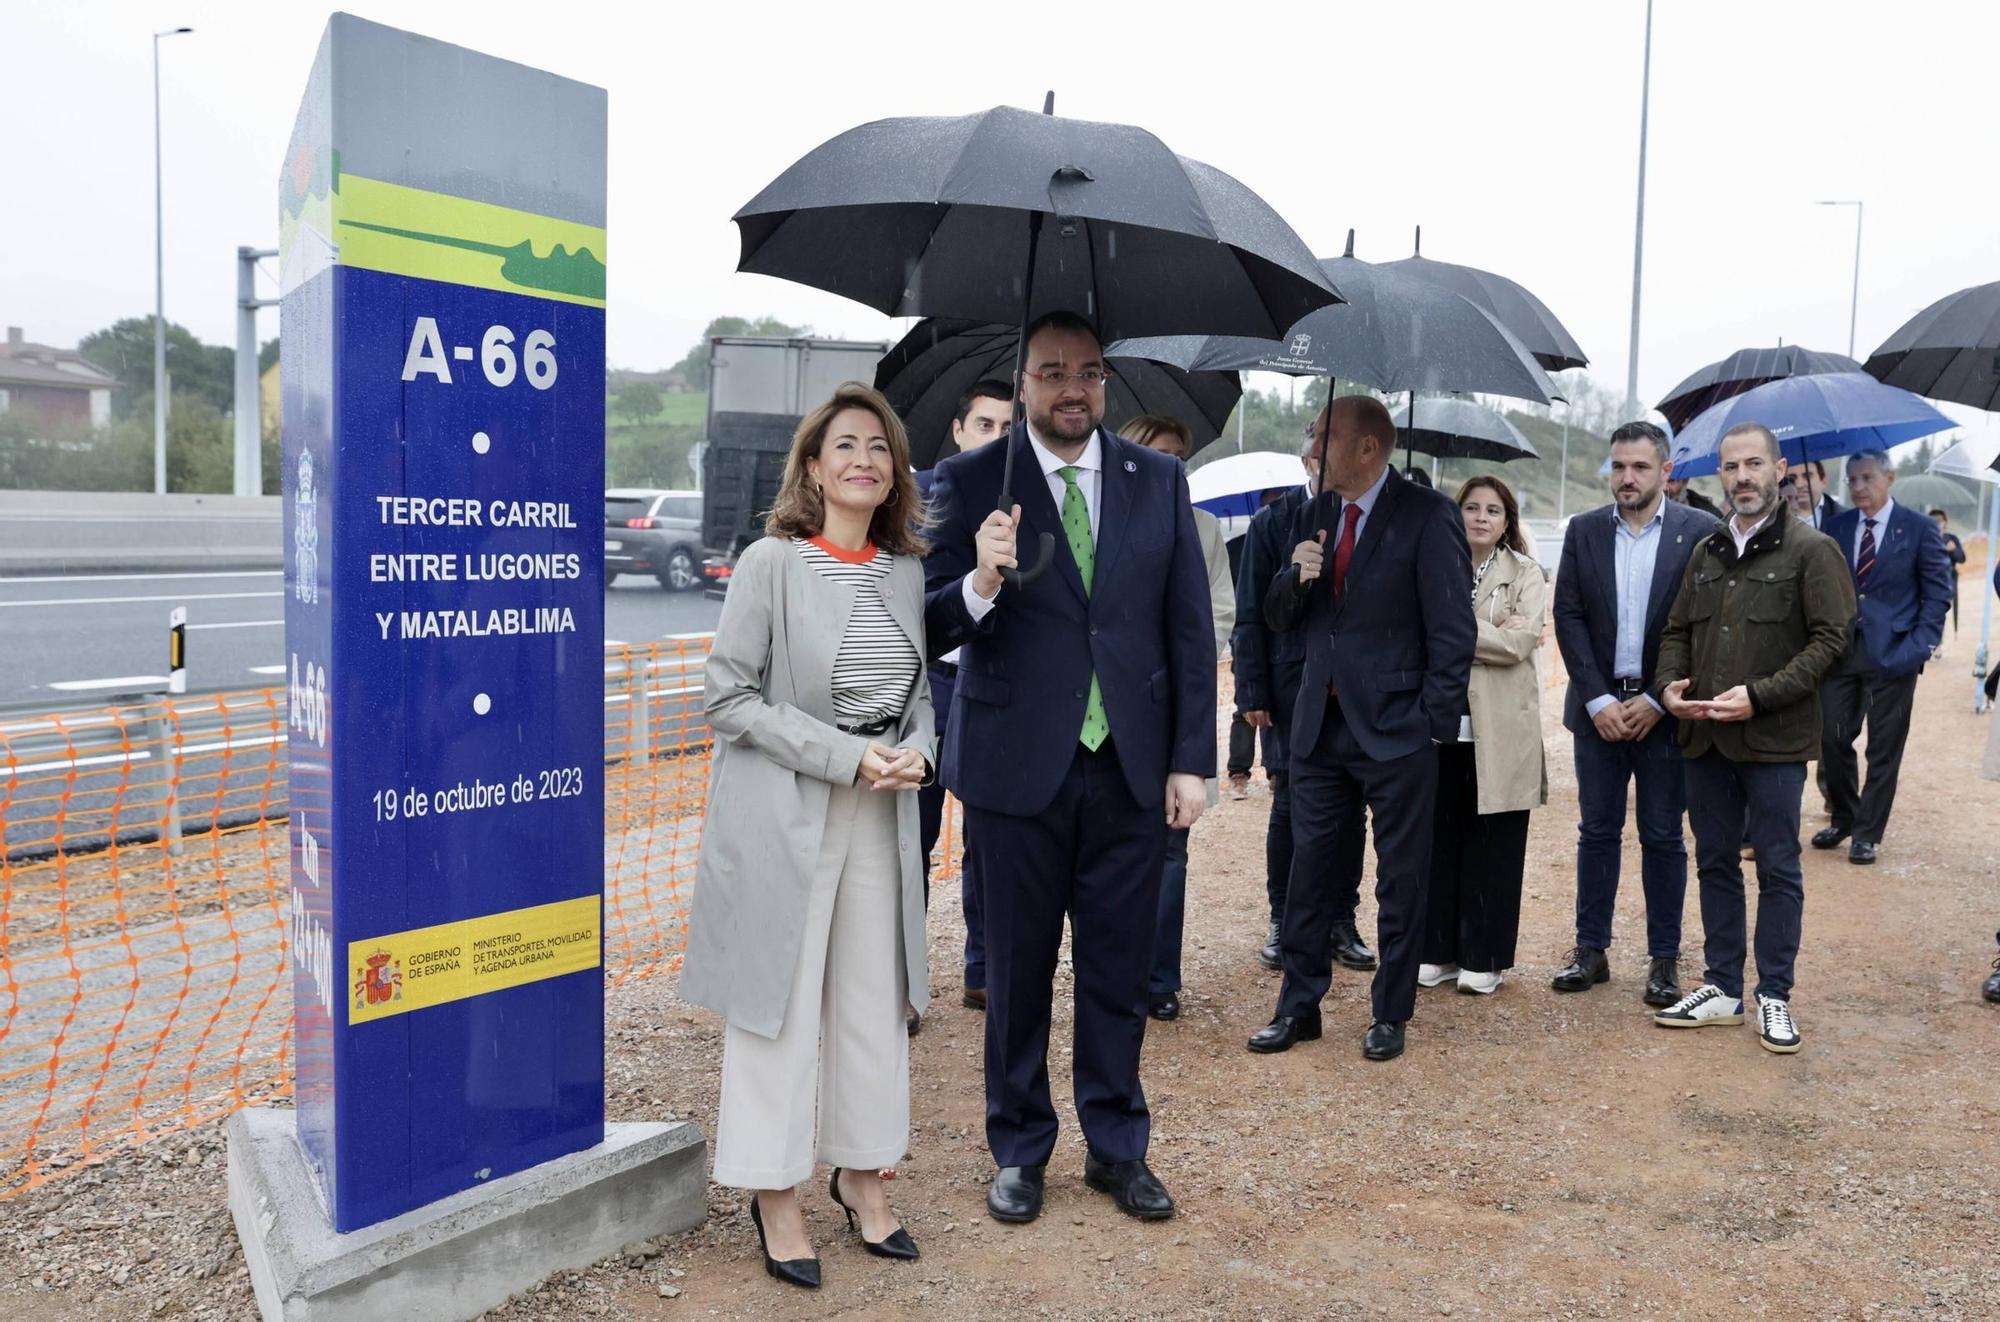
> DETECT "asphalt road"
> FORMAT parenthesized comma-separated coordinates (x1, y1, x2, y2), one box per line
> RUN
(0, 569, 722, 706)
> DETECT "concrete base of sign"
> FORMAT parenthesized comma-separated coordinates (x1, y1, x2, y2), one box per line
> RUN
(226, 1108, 707, 1322)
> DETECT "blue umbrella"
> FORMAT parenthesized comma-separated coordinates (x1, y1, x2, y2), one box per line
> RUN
(1668, 372, 1957, 479)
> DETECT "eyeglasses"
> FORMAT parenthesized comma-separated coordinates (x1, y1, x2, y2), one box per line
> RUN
(1023, 368, 1114, 389)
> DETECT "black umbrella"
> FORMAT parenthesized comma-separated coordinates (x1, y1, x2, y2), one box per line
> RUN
(1380, 227, 1588, 373)
(734, 97, 1339, 584)
(1656, 344, 1860, 432)
(1109, 233, 1557, 405)
(1388, 398, 1538, 463)
(1863, 280, 2000, 411)
(875, 319, 1242, 470)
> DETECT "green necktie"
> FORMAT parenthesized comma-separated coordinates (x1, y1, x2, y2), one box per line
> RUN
(1058, 466, 1109, 751)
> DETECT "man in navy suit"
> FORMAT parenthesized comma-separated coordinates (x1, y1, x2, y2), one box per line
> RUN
(1245, 394, 1475, 1063)
(1812, 449, 1953, 864)
(1551, 421, 1721, 1007)
(924, 311, 1215, 1225)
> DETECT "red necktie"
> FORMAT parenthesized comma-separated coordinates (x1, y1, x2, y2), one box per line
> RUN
(1331, 502, 1363, 601)
(1855, 517, 1876, 585)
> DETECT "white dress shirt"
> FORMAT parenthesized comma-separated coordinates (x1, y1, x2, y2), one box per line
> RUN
(1729, 509, 1775, 557)
(963, 426, 1104, 619)
(1330, 462, 1392, 549)
(1851, 496, 1894, 568)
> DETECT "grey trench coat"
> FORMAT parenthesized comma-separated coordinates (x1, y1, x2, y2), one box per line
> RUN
(675, 536, 936, 1039)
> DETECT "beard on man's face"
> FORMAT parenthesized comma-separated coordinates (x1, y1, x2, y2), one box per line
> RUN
(1730, 474, 1778, 518)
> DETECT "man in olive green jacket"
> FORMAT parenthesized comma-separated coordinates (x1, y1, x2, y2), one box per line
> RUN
(1651, 423, 1854, 1055)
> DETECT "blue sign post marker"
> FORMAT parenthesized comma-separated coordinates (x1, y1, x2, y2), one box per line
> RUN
(280, 14, 607, 1232)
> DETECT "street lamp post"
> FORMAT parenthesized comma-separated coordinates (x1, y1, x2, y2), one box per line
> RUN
(1816, 199, 1864, 358)
(1625, 0, 1654, 416)
(153, 25, 193, 496)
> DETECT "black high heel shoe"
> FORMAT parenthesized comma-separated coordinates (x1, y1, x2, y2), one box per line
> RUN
(829, 1168, 920, 1261)
(749, 1193, 821, 1289)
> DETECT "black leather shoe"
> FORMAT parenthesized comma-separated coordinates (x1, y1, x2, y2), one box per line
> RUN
(1849, 839, 1877, 865)
(1551, 946, 1610, 992)
(986, 1165, 1045, 1223)
(1247, 1009, 1322, 1053)
(1258, 920, 1283, 971)
(1362, 1020, 1405, 1061)
(1148, 993, 1180, 1022)
(905, 1006, 921, 1036)
(1331, 922, 1378, 970)
(961, 985, 987, 1011)
(1083, 1153, 1175, 1220)
(1983, 956, 2000, 1004)
(749, 1195, 821, 1289)
(1643, 956, 1682, 1008)
(830, 1168, 919, 1261)
(1810, 825, 1849, 850)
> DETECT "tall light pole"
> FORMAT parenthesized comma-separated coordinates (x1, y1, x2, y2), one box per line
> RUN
(1625, 0, 1654, 416)
(1816, 200, 1864, 357)
(153, 25, 193, 496)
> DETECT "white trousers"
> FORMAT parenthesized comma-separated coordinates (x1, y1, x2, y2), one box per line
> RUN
(711, 781, 910, 1189)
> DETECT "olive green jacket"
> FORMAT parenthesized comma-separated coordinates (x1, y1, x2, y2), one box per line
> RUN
(1654, 506, 1855, 763)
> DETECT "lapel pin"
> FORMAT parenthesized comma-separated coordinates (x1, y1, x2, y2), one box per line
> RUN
(1123, 459, 1137, 473)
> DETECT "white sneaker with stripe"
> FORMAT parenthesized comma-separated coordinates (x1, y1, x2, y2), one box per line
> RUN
(1756, 994, 1802, 1054)
(1652, 983, 1745, 1028)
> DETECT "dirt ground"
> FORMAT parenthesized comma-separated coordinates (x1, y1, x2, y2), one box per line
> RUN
(5, 643, 1998, 1322)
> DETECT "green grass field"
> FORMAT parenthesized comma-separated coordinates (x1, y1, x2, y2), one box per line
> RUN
(609, 390, 705, 427)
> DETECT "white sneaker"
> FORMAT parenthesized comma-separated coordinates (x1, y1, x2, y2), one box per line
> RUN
(1417, 962, 1460, 987)
(1456, 969, 1502, 995)
(1756, 995, 1802, 1054)
(1652, 983, 1745, 1028)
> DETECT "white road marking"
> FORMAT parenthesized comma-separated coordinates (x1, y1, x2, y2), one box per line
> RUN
(48, 675, 169, 692)
(0, 591, 283, 609)
(0, 570, 281, 585)
(247, 664, 288, 675)
(187, 619, 283, 631)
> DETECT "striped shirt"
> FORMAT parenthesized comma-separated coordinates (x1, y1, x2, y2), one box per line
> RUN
(792, 537, 920, 725)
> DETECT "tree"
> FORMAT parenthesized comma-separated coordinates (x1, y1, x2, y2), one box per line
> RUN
(77, 317, 236, 419)
(667, 315, 806, 390)
(613, 381, 663, 425)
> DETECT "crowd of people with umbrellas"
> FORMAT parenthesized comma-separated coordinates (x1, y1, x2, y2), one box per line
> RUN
(676, 99, 2000, 1287)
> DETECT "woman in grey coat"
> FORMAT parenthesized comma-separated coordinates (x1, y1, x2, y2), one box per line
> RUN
(677, 383, 936, 1289)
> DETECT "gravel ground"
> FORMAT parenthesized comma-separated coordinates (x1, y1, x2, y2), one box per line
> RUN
(5, 645, 1997, 1322)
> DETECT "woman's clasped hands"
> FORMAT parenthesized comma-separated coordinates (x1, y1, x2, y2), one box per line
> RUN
(857, 742, 926, 791)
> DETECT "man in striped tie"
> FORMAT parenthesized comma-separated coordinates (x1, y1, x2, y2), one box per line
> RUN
(1813, 450, 1953, 865)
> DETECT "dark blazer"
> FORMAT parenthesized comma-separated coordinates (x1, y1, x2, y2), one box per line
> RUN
(923, 423, 1217, 816)
(1230, 486, 1311, 771)
(1263, 468, 1475, 763)
(1553, 499, 1722, 735)
(1824, 501, 1953, 677)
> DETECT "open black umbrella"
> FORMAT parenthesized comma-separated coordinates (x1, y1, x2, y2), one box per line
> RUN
(875, 319, 1242, 469)
(1656, 344, 1860, 432)
(1380, 227, 1588, 372)
(1863, 280, 2000, 411)
(1388, 398, 1538, 463)
(735, 97, 1340, 583)
(1109, 234, 1557, 405)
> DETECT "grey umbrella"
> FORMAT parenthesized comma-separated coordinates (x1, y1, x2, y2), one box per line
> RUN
(1656, 344, 1860, 432)
(1863, 280, 2000, 411)
(1109, 233, 1557, 405)
(874, 320, 1241, 470)
(1380, 228, 1588, 372)
(734, 96, 1339, 584)
(1388, 398, 1538, 463)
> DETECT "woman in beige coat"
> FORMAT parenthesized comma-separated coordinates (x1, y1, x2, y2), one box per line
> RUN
(1418, 475, 1548, 995)
(678, 383, 935, 1289)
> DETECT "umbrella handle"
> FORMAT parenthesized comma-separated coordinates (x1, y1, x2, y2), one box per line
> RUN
(1001, 525, 1057, 588)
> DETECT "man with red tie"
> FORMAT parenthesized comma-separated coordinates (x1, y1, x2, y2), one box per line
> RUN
(1246, 395, 1475, 1062)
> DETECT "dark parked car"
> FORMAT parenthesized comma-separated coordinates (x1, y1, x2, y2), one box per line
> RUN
(604, 488, 704, 590)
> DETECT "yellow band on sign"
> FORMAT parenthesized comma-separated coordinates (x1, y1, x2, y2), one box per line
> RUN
(348, 894, 601, 1025)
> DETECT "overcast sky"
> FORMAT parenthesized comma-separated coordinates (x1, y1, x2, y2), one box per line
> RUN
(4, 0, 1996, 433)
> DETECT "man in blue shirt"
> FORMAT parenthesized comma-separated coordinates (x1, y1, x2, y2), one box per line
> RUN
(1552, 422, 1720, 1007)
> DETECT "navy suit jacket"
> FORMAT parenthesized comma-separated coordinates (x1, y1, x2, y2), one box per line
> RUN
(1553, 499, 1722, 736)
(1825, 501, 1953, 677)
(1263, 468, 1475, 763)
(922, 424, 1217, 816)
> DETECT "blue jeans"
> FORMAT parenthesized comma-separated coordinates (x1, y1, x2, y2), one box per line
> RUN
(1572, 722, 1688, 957)
(1148, 827, 1191, 996)
(1683, 752, 1806, 1002)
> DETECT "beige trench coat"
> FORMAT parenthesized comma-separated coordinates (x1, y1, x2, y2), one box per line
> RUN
(1466, 545, 1548, 815)
(675, 536, 936, 1040)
